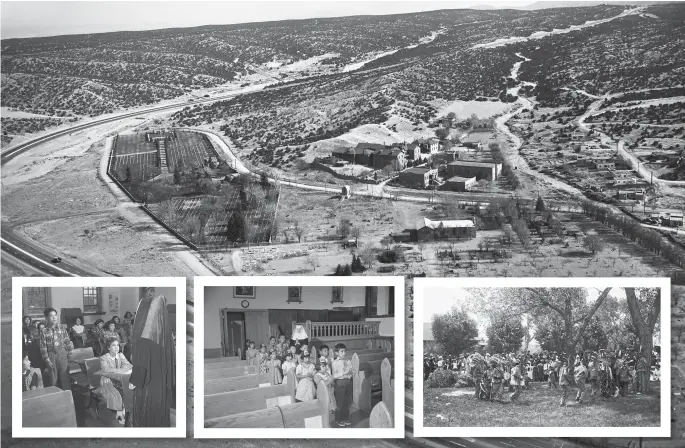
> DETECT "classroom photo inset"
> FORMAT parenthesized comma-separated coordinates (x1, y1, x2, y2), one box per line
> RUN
(195, 276, 405, 438)
(13, 277, 186, 438)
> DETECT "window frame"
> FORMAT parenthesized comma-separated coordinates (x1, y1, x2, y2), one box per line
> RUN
(83, 287, 104, 315)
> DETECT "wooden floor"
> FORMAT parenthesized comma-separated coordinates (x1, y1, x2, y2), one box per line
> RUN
(71, 381, 124, 428)
(328, 391, 381, 428)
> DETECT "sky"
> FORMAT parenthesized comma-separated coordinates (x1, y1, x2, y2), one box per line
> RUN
(1, 0, 538, 39)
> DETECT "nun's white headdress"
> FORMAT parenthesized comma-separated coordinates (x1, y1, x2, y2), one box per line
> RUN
(292, 325, 308, 340)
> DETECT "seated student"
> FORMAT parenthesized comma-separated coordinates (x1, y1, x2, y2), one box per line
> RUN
(314, 358, 337, 414)
(295, 352, 316, 402)
(22, 351, 44, 392)
(265, 350, 283, 385)
(69, 317, 86, 349)
(246, 340, 259, 367)
(331, 343, 353, 427)
(111, 315, 130, 360)
(98, 337, 133, 425)
(103, 320, 121, 344)
(23, 317, 45, 373)
(87, 319, 106, 356)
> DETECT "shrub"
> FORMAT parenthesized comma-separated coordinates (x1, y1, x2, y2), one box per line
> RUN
(454, 371, 474, 388)
(378, 250, 398, 263)
(427, 368, 456, 388)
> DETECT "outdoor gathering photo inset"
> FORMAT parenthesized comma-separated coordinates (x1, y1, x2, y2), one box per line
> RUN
(12, 277, 187, 438)
(194, 276, 404, 439)
(412, 277, 670, 438)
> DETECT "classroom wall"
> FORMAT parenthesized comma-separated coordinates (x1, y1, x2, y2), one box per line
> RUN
(47, 286, 176, 325)
(204, 286, 393, 348)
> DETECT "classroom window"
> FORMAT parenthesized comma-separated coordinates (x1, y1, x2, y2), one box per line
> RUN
(83, 287, 102, 313)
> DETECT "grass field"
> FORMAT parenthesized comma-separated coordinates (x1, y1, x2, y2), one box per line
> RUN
(423, 381, 661, 427)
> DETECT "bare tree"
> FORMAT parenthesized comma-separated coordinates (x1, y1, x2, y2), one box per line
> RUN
(584, 235, 605, 255)
(294, 220, 305, 243)
(350, 226, 362, 245)
(306, 254, 319, 272)
(359, 243, 378, 269)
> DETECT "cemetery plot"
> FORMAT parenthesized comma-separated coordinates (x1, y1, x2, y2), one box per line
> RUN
(111, 151, 159, 180)
(166, 131, 217, 171)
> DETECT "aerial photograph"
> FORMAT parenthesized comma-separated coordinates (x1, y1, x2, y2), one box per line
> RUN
(1, 0, 684, 447)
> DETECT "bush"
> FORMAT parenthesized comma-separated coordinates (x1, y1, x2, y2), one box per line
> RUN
(454, 371, 474, 388)
(378, 250, 398, 263)
(427, 368, 456, 388)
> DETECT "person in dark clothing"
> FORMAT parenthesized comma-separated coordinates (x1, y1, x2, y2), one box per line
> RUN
(128, 291, 175, 427)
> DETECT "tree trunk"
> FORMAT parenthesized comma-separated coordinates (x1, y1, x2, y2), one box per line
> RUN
(625, 287, 660, 394)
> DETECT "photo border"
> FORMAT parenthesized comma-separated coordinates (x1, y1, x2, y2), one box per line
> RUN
(12, 276, 187, 438)
(412, 277, 671, 438)
(194, 275, 405, 439)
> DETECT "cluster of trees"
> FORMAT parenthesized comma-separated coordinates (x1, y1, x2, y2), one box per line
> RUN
(431, 286, 661, 391)
(580, 199, 685, 270)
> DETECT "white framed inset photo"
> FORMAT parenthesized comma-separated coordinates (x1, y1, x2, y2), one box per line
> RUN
(413, 277, 671, 438)
(194, 275, 405, 439)
(12, 277, 187, 438)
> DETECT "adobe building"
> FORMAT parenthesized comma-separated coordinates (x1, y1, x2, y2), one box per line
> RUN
(444, 175, 477, 192)
(398, 167, 437, 188)
(446, 161, 502, 181)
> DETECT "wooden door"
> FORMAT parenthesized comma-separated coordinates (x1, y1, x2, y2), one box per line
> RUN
(221, 311, 245, 358)
(244, 311, 269, 346)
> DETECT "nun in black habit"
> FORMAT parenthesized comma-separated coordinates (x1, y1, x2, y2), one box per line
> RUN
(127, 288, 175, 427)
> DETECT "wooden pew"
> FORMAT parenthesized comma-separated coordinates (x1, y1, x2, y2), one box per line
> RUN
(205, 380, 330, 428)
(205, 373, 272, 395)
(351, 353, 394, 413)
(205, 355, 240, 364)
(205, 364, 257, 380)
(205, 348, 223, 359)
(204, 370, 296, 419)
(204, 358, 248, 370)
(22, 386, 77, 427)
(370, 358, 395, 428)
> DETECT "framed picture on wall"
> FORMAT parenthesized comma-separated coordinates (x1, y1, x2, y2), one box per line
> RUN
(234, 286, 255, 299)
(286, 286, 302, 303)
(331, 286, 344, 304)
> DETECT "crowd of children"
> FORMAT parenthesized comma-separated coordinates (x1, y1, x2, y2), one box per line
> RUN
(243, 333, 356, 427)
(424, 348, 660, 407)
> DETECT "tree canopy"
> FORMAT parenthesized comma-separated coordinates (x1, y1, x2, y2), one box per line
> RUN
(430, 306, 479, 356)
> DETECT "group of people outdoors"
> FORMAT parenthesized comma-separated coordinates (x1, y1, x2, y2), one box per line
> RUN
(424, 347, 660, 406)
(20, 288, 175, 427)
(242, 325, 355, 427)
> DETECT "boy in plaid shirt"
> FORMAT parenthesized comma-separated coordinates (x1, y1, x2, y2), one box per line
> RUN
(40, 308, 73, 390)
